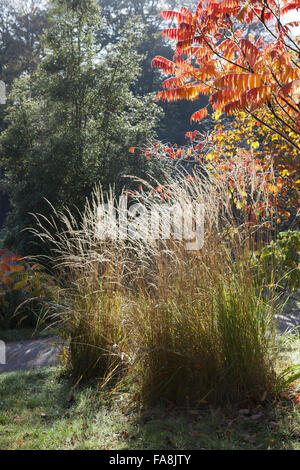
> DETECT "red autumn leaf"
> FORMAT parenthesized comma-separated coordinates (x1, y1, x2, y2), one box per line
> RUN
(190, 107, 208, 123)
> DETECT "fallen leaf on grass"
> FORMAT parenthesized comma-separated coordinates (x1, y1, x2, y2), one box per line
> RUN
(292, 393, 300, 404)
(242, 434, 258, 442)
(68, 433, 79, 446)
(196, 399, 208, 405)
(193, 431, 204, 438)
(239, 409, 250, 415)
(251, 413, 264, 420)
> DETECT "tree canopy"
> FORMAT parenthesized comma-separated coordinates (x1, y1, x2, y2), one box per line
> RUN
(0, 0, 163, 252)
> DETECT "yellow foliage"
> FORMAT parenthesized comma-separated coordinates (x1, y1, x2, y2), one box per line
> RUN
(251, 142, 260, 149)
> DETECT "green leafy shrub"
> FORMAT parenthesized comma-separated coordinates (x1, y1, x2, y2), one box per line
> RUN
(253, 231, 300, 292)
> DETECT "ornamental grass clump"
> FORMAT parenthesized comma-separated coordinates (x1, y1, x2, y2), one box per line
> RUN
(32, 169, 283, 403)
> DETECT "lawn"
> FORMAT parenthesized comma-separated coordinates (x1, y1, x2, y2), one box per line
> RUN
(0, 334, 299, 451)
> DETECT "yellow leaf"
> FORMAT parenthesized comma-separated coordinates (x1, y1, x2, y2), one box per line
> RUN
(267, 184, 278, 194)
(8, 265, 25, 273)
(13, 278, 28, 290)
(212, 110, 222, 121)
(251, 141, 260, 149)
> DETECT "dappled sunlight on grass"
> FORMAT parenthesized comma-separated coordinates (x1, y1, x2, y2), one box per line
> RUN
(0, 364, 299, 450)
